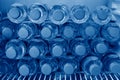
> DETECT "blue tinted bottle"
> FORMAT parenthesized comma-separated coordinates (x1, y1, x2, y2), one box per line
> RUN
(28, 39, 48, 58)
(81, 21, 100, 39)
(5, 39, 26, 59)
(49, 38, 68, 57)
(39, 21, 58, 40)
(60, 57, 78, 75)
(101, 22, 120, 42)
(70, 5, 89, 24)
(81, 56, 103, 75)
(28, 3, 48, 24)
(17, 21, 38, 40)
(109, 0, 120, 25)
(40, 58, 58, 75)
(7, 3, 27, 23)
(18, 59, 38, 76)
(70, 38, 89, 57)
(92, 6, 111, 25)
(49, 5, 69, 25)
(91, 38, 109, 57)
(103, 53, 120, 74)
(0, 19, 16, 39)
(61, 22, 78, 40)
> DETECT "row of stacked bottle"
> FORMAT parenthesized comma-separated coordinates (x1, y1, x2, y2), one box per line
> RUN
(1, 53, 120, 76)
(0, 3, 120, 76)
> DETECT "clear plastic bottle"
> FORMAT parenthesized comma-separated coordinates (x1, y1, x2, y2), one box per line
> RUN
(101, 22, 120, 42)
(7, 3, 27, 23)
(70, 5, 90, 24)
(18, 58, 38, 76)
(40, 58, 58, 75)
(92, 6, 112, 25)
(60, 57, 78, 75)
(70, 38, 89, 57)
(5, 39, 26, 59)
(109, 0, 120, 26)
(81, 21, 100, 39)
(39, 21, 58, 40)
(102, 53, 120, 74)
(49, 38, 68, 57)
(0, 19, 16, 39)
(60, 22, 78, 40)
(91, 38, 109, 57)
(49, 5, 69, 25)
(17, 21, 38, 40)
(28, 3, 48, 24)
(28, 39, 48, 58)
(81, 56, 103, 75)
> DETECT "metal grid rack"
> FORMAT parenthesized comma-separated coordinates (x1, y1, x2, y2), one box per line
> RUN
(0, 73, 120, 80)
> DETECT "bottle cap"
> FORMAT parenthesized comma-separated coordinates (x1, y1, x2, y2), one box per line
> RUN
(18, 27, 29, 39)
(29, 46, 40, 58)
(2, 27, 13, 39)
(107, 27, 120, 38)
(74, 44, 86, 56)
(29, 8, 41, 20)
(85, 26, 96, 37)
(19, 64, 30, 76)
(41, 63, 52, 75)
(41, 27, 52, 39)
(52, 45, 63, 57)
(8, 7, 20, 19)
(109, 62, 120, 73)
(89, 64, 102, 75)
(96, 42, 108, 53)
(97, 7, 108, 20)
(73, 8, 85, 20)
(6, 47, 17, 59)
(63, 63, 74, 75)
(50, 5, 69, 24)
(63, 26, 74, 39)
(52, 10, 64, 21)
(71, 5, 89, 23)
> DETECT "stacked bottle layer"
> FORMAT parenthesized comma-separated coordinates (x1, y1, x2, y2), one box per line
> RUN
(0, 3, 120, 76)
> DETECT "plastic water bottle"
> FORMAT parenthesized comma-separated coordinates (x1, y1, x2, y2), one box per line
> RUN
(18, 59, 38, 76)
(5, 39, 26, 59)
(70, 5, 90, 24)
(70, 38, 89, 57)
(28, 39, 48, 58)
(0, 19, 16, 39)
(7, 3, 27, 23)
(102, 53, 120, 73)
(0, 59, 17, 74)
(81, 21, 100, 39)
(81, 56, 103, 75)
(91, 38, 109, 57)
(49, 38, 68, 57)
(28, 3, 48, 24)
(40, 58, 58, 75)
(92, 6, 112, 25)
(17, 21, 38, 40)
(39, 21, 58, 40)
(60, 57, 78, 75)
(60, 22, 78, 40)
(49, 5, 69, 25)
(109, 0, 120, 26)
(101, 22, 120, 42)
